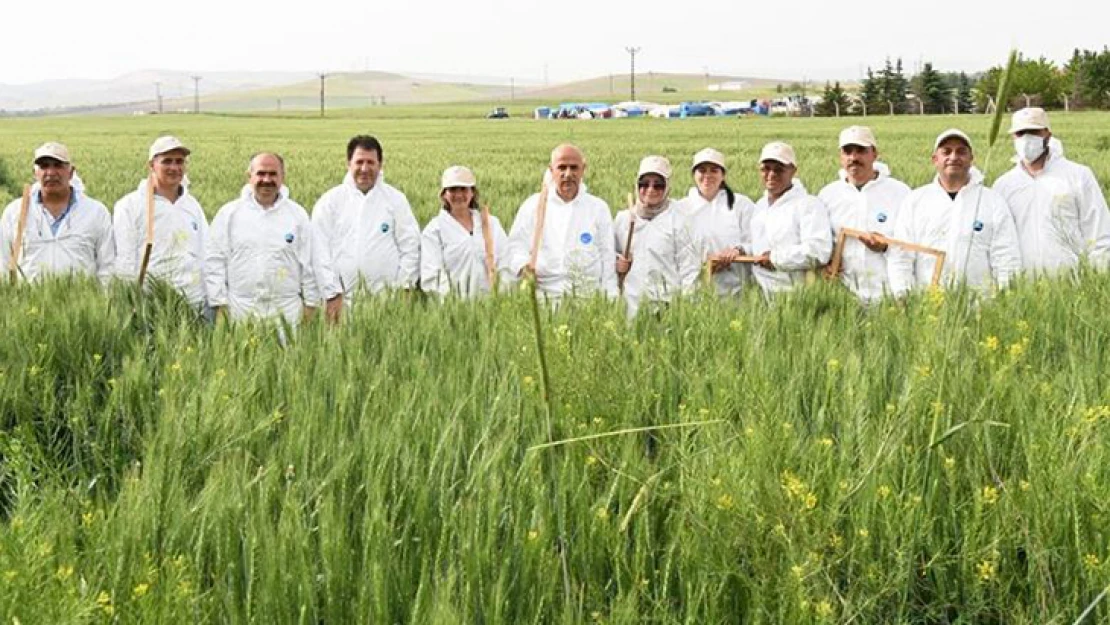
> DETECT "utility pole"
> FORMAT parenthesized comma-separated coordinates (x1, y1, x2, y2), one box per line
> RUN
(154, 81, 163, 114)
(625, 46, 641, 102)
(510, 77, 515, 103)
(190, 75, 202, 113)
(318, 73, 327, 118)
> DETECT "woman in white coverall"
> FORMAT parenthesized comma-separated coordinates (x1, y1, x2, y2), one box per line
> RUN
(747, 142, 833, 296)
(614, 156, 700, 317)
(675, 147, 755, 297)
(420, 166, 512, 298)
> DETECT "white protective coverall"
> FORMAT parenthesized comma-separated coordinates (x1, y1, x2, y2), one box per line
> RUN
(818, 163, 911, 302)
(420, 209, 514, 298)
(614, 200, 701, 317)
(0, 184, 115, 284)
(507, 183, 618, 299)
(992, 138, 1110, 274)
(113, 179, 207, 306)
(205, 185, 321, 325)
(746, 181, 833, 295)
(312, 172, 421, 301)
(674, 187, 755, 296)
(887, 171, 1021, 296)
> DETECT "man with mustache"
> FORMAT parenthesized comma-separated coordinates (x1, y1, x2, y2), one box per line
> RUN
(311, 135, 420, 322)
(206, 152, 322, 326)
(888, 129, 1021, 295)
(818, 126, 910, 303)
(508, 143, 617, 300)
(1, 142, 115, 283)
(112, 136, 207, 309)
(993, 107, 1110, 275)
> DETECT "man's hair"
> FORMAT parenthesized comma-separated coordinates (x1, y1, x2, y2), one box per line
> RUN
(347, 135, 383, 162)
(248, 152, 285, 173)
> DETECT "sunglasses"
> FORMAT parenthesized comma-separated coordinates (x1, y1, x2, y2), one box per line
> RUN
(637, 181, 666, 190)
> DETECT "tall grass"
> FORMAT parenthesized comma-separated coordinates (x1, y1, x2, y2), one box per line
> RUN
(1, 272, 1109, 623)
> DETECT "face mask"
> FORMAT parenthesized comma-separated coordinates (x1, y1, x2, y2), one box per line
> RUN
(1014, 135, 1047, 164)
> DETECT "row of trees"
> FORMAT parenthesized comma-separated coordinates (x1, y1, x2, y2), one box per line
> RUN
(815, 48, 1110, 117)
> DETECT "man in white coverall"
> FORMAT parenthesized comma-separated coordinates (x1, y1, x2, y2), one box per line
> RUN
(507, 143, 618, 299)
(206, 153, 321, 326)
(113, 136, 207, 308)
(818, 126, 910, 303)
(0, 142, 115, 284)
(992, 107, 1110, 274)
(312, 135, 420, 321)
(613, 155, 700, 317)
(746, 142, 833, 296)
(888, 129, 1021, 296)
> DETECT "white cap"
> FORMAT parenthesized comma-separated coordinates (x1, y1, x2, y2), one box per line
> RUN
(1008, 107, 1050, 134)
(759, 142, 796, 166)
(149, 136, 190, 161)
(33, 142, 71, 165)
(839, 126, 877, 148)
(440, 165, 477, 189)
(933, 128, 973, 150)
(691, 147, 726, 171)
(637, 155, 672, 180)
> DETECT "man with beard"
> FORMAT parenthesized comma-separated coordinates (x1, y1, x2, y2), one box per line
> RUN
(206, 152, 322, 326)
(1, 142, 115, 284)
(818, 126, 910, 303)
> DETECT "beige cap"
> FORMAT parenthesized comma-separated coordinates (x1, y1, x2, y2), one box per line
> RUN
(934, 128, 973, 150)
(440, 165, 477, 189)
(149, 136, 191, 161)
(839, 126, 877, 148)
(759, 142, 796, 166)
(691, 147, 727, 171)
(637, 155, 672, 180)
(1008, 107, 1050, 134)
(33, 142, 71, 165)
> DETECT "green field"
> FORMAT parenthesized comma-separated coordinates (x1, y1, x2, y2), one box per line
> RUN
(2, 111, 1110, 623)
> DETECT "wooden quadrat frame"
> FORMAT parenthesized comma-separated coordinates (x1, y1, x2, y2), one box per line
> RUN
(829, 227, 947, 287)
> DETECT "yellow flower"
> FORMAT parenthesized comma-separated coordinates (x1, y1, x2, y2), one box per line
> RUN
(1020, 480, 1031, 492)
(826, 359, 840, 372)
(915, 364, 932, 378)
(815, 600, 834, 618)
(527, 529, 540, 542)
(944, 457, 956, 471)
(1009, 339, 1028, 359)
(829, 533, 843, 549)
(976, 559, 996, 582)
(877, 485, 892, 499)
(730, 319, 743, 332)
(92, 353, 103, 363)
(584, 455, 598, 467)
(981, 335, 999, 351)
(857, 528, 870, 539)
(595, 507, 609, 521)
(170, 361, 182, 372)
(716, 494, 735, 511)
(981, 486, 999, 505)
(1084, 553, 1101, 569)
(96, 591, 114, 615)
(522, 375, 534, 387)
(791, 564, 805, 579)
(803, 492, 818, 510)
(3, 570, 15, 582)
(818, 437, 834, 448)
(133, 582, 150, 598)
(55, 565, 74, 582)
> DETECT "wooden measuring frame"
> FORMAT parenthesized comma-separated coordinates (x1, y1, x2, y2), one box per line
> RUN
(480, 204, 497, 291)
(526, 183, 550, 278)
(828, 227, 946, 287)
(618, 193, 634, 294)
(8, 185, 31, 283)
(137, 175, 156, 287)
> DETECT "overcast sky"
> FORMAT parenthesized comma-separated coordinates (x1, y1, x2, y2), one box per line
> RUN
(2, 0, 1102, 85)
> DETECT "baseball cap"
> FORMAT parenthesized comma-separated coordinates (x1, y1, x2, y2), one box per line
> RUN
(934, 128, 973, 150)
(691, 147, 727, 171)
(637, 155, 672, 180)
(1008, 107, 1050, 134)
(759, 142, 796, 166)
(441, 165, 477, 189)
(33, 142, 71, 165)
(149, 136, 191, 161)
(839, 126, 877, 148)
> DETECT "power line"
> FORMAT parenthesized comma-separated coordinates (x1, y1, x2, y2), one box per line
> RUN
(625, 46, 641, 102)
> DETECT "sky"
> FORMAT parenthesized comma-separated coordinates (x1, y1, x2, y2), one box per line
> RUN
(1, 0, 1103, 85)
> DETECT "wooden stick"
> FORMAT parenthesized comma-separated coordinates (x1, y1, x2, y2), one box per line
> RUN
(480, 203, 497, 292)
(137, 175, 156, 287)
(730, 255, 762, 264)
(830, 227, 947, 287)
(618, 193, 635, 294)
(9, 184, 31, 284)
(526, 182, 549, 276)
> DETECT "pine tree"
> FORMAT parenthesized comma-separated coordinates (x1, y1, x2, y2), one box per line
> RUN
(818, 81, 850, 116)
(956, 72, 974, 114)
